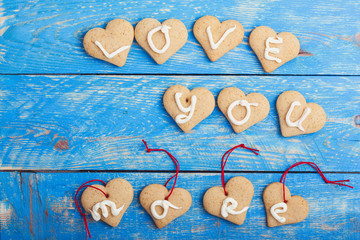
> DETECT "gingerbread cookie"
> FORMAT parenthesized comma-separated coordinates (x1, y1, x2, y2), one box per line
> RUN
(163, 85, 215, 133)
(140, 184, 192, 228)
(217, 87, 270, 133)
(81, 178, 134, 227)
(193, 16, 244, 62)
(263, 182, 309, 227)
(276, 91, 326, 137)
(135, 18, 188, 64)
(83, 19, 134, 67)
(249, 26, 300, 73)
(203, 177, 254, 225)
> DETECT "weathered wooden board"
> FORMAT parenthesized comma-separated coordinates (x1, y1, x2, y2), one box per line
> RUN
(0, 0, 359, 239)
(0, 172, 358, 240)
(0, 75, 359, 171)
(0, 0, 359, 74)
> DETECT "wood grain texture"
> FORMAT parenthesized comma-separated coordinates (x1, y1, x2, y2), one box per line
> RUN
(0, 75, 359, 171)
(0, 0, 359, 238)
(0, 172, 358, 240)
(0, 0, 359, 74)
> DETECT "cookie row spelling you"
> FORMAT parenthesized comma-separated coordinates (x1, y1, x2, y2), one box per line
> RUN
(83, 16, 300, 73)
(164, 85, 326, 137)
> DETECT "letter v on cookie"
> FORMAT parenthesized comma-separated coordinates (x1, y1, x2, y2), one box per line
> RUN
(163, 85, 215, 133)
(193, 16, 244, 62)
(217, 87, 270, 133)
(83, 19, 134, 67)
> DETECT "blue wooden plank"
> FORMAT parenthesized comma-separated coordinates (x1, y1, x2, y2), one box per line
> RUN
(0, 75, 359, 171)
(0, 0, 359, 74)
(0, 172, 358, 239)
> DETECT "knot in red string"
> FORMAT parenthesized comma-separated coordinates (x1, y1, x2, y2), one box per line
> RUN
(75, 179, 107, 240)
(142, 140, 180, 200)
(280, 162, 353, 203)
(221, 144, 260, 195)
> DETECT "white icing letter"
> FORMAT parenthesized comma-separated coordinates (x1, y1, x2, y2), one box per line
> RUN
(206, 25, 237, 50)
(175, 92, 197, 124)
(147, 25, 172, 54)
(150, 200, 182, 220)
(94, 41, 130, 59)
(264, 36, 283, 63)
(285, 101, 311, 132)
(89, 200, 125, 221)
(270, 202, 287, 223)
(227, 99, 258, 126)
(221, 197, 249, 218)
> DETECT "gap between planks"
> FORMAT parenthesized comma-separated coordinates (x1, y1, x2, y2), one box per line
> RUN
(0, 170, 359, 174)
(0, 73, 360, 77)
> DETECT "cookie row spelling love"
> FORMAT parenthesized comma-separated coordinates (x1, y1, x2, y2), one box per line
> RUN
(83, 16, 300, 73)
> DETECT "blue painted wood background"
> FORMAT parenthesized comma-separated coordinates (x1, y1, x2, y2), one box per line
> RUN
(0, 0, 359, 239)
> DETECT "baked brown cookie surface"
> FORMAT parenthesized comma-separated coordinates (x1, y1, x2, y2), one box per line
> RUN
(83, 19, 134, 67)
(263, 182, 309, 227)
(135, 18, 188, 64)
(203, 177, 254, 225)
(163, 85, 215, 133)
(277, 91, 326, 137)
(193, 16, 244, 62)
(140, 184, 192, 229)
(217, 87, 270, 133)
(81, 178, 134, 227)
(249, 26, 300, 73)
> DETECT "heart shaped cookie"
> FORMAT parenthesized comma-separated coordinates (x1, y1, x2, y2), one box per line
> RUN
(135, 18, 188, 64)
(249, 26, 300, 73)
(203, 177, 254, 225)
(193, 16, 244, 62)
(83, 19, 134, 67)
(276, 91, 326, 137)
(81, 178, 134, 227)
(263, 182, 309, 227)
(163, 85, 215, 133)
(140, 184, 192, 228)
(217, 87, 270, 133)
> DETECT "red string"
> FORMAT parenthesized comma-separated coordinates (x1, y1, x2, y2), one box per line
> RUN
(142, 140, 180, 200)
(221, 144, 259, 195)
(74, 179, 108, 240)
(280, 162, 353, 203)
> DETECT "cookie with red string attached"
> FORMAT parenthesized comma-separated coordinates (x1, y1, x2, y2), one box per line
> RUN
(203, 144, 259, 225)
(140, 140, 192, 228)
(75, 179, 134, 238)
(263, 162, 352, 227)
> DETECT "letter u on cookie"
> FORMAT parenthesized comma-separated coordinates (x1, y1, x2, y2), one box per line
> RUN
(276, 91, 326, 137)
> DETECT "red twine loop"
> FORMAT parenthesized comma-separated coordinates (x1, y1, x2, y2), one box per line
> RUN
(280, 162, 353, 203)
(221, 144, 259, 195)
(74, 179, 108, 240)
(142, 140, 180, 200)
